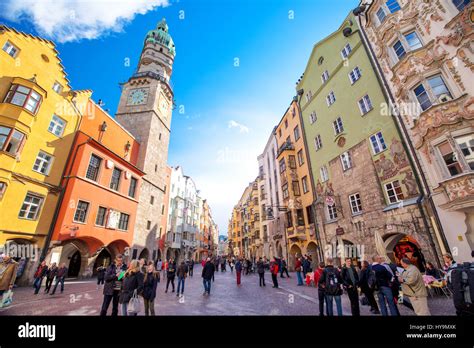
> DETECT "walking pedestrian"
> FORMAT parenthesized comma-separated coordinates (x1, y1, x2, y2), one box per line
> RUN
(371, 255, 398, 316)
(270, 257, 279, 288)
(0, 254, 18, 302)
(142, 262, 159, 316)
(295, 257, 304, 286)
(257, 257, 266, 287)
(165, 259, 176, 293)
(50, 263, 68, 295)
(100, 254, 126, 316)
(119, 260, 144, 316)
(44, 262, 58, 294)
(189, 259, 194, 277)
(319, 258, 343, 316)
(96, 265, 106, 287)
(280, 258, 290, 278)
(341, 258, 360, 316)
(302, 255, 311, 277)
(398, 257, 430, 315)
(313, 262, 326, 316)
(202, 257, 215, 296)
(235, 258, 242, 286)
(358, 260, 380, 314)
(33, 261, 48, 295)
(156, 259, 163, 279)
(176, 261, 188, 297)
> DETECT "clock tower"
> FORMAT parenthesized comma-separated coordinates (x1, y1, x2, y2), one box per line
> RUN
(115, 18, 175, 260)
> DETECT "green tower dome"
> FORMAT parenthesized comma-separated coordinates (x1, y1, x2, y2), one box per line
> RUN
(145, 18, 176, 56)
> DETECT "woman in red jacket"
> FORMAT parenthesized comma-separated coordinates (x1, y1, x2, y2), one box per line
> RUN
(270, 258, 279, 288)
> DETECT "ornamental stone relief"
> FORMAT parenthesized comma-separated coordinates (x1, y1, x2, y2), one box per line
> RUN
(443, 174, 474, 203)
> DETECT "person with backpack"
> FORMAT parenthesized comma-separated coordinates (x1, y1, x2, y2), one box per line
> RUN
(313, 262, 326, 316)
(319, 258, 343, 316)
(165, 259, 176, 293)
(371, 255, 398, 316)
(398, 257, 430, 315)
(358, 260, 380, 314)
(341, 257, 360, 316)
(257, 257, 266, 287)
(295, 257, 304, 286)
(270, 257, 279, 288)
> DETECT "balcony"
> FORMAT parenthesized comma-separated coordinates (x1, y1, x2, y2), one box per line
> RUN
(437, 172, 474, 211)
(170, 242, 181, 249)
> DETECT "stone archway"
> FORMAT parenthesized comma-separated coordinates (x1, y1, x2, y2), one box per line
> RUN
(50, 240, 90, 278)
(306, 242, 319, 269)
(93, 248, 112, 275)
(289, 244, 302, 271)
(383, 233, 426, 271)
(138, 248, 150, 262)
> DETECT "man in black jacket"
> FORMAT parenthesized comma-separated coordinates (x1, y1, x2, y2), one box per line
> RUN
(165, 259, 176, 293)
(202, 258, 215, 296)
(341, 258, 360, 316)
(257, 257, 266, 287)
(100, 254, 126, 316)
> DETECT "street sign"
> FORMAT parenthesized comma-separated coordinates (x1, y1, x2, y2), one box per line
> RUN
(325, 196, 335, 206)
(336, 226, 344, 235)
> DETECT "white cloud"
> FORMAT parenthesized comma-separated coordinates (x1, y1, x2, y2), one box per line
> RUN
(1, 0, 169, 43)
(228, 120, 249, 133)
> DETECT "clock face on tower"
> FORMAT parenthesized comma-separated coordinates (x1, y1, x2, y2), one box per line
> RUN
(127, 88, 149, 105)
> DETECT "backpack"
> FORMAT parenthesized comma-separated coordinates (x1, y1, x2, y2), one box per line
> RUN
(325, 268, 340, 296)
(451, 262, 474, 315)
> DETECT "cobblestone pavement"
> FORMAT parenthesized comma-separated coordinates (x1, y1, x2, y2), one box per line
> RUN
(0, 265, 456, 315)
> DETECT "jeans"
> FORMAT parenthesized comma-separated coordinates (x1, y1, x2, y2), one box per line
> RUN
(51, 278, 65, 294)
(346, 287, 360, 316)
(362, 289, 379, 313)
(100, 291, 120, 316)
(258, 273, 265, 286)
(203, 279, 211, 294)
(97, 277, 104, 285)
(377, 286, 398, 316)
(318, 288, 326, 315)
(280, 267, 289, 278)
(33, 277, 43, 294)
(236, 271, 241, 285)
(166, 277, 175, 292)
(177, 277, 185, 294)
(44, 278, 54, 293)
(144, 298, 155, 316)
(325, 295, 343, 316)
(296, 271, 303, 285)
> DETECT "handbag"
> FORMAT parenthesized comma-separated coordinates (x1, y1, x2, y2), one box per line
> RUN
(1, 290, 13, 308)
(127, 289, 141, 314)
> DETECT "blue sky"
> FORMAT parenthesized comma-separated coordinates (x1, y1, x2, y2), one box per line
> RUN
(1, 0, 358, 236)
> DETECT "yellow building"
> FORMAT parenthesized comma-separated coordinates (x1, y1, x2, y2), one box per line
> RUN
(0, 26, 82, 283)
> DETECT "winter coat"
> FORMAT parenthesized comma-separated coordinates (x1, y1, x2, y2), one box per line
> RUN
(0, 259, 18, 291)
(313, 267, 324, 290)
(202, 261, 215, 280)
(295, 260, 302, 272)
(142, 272, 159, 301)
(97, 267, 106, 280)
(103, 263, 126, 296)
(257, 261, 265, 274)
(358, 268, 373, 293)
(270, 262, 279, 275)
(56, 267, 68, 280)
(371, 263, 393, 289)
(341, 265, 359, 288)
(119, 271, 144, 304)
(167, 262, 177, 278)
(47, 266, 58, 280)
(235, 261, 242, 272)
(34, 265, 48, 279)
(177, 264, 187, 278)
(400, 264, 427, 297)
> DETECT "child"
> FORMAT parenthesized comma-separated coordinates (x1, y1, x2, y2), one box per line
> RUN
(305, 272, 313, 286)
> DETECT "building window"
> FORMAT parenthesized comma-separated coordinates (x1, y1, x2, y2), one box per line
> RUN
(96, 206, 107, 226)
(0, 182, 6, 199)
(386, 0, 401, 13)
(73, 200, 89, 223)
(358, 94, 373, 115)
(147, 220, 151, 230)
(48, 115, 66, 137)
(370, 132, 387, 155)
(302, 176, 309, 193)
(110, 167, 122, 191)
(321, 70, 329, 83)
(333, 116, 344, 135)
(413, 74, 452, 111)
(453, 0, 471, 11)
(0, 126, 25, 156)
(306, 205, 314, 224)
(349, 193, 363, 214)
(455, 134, 474, 170)
(4, 84, 42, 114)
(393, 32, 422, 61)
(437, 141, 463, 176)
(282, 183, 289, 199)
(292, 107, 296, 118)
(314, 134, 322, 151)
(86, 154, 102, 181)
(376, 7, 387, 23)
(288, 155, 297, 169)
(128, 177, 138, 198)
(309, 111, 317, 124)
(327, 204, 338, 221)
(286, 211, 293, 228)
(284, 119, 288, 129)
(305, 90, 313, 103)
(279, 158, 286, 173)
(296, 209, 305, 226)
(297, 149, 304, 166)
(161, 204, 165, 215)
(320, 165, 329, 182)
(340, 151, 352, 171)
(33, 151, 53, 175)
(326, 91, 336, 106)
(294, 125, 300, 141)
(19, 193, 43, 220)
(385, 180, 404, 203)
(349, 66, 362, 84)
(340, 43, 352, 59)
(118, 213, 130, 231)
(405, 31, 422, 50)
(2, 41, 19, 58)
(392, 40, 406, 60)
(292, 181, 301, 196)
(52, 82, 63, 94)
(150, 195, 155, 205)
(278, 129, 282, 138)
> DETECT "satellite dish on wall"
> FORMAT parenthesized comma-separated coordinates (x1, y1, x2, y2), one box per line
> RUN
(343, 27, 352, 37)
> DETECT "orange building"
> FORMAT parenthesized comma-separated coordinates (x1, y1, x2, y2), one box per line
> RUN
(46, 96, 144, 277)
